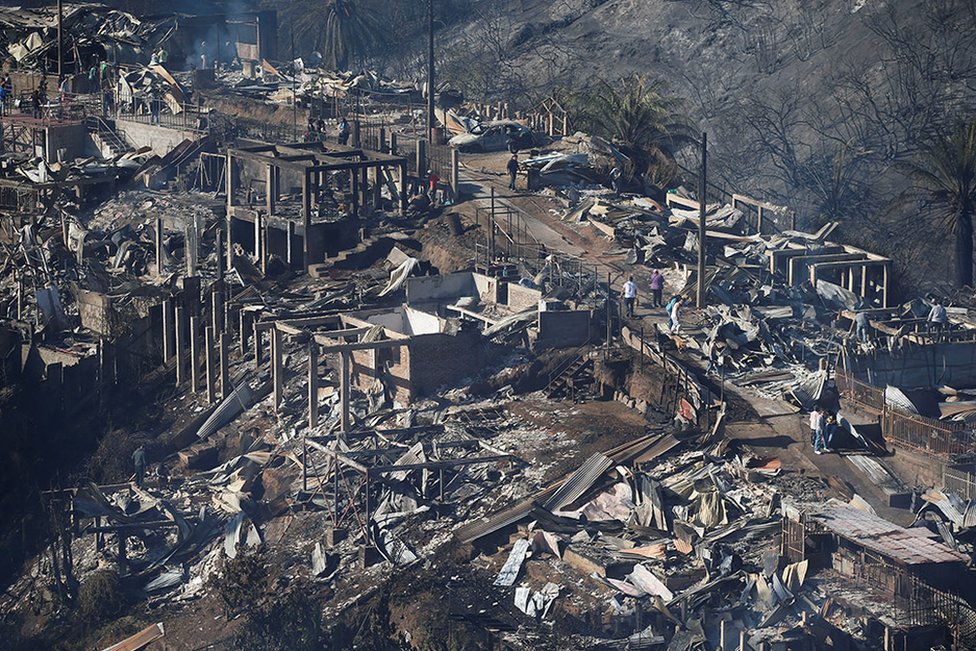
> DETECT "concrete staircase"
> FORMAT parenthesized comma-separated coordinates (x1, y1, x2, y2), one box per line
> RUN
(546, 355, 595, 400)
(86, 117, 131, 158)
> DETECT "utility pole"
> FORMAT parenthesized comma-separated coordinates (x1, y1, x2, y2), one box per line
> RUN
(56, 0, 63, 79)
(291, 31, 297, 140)
(427, 0, 435, 143)
(696, 131, 707, 308)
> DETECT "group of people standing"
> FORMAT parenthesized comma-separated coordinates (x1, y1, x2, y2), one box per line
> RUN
(621, 270, 683, 331)
(303, 116, 351, 145)
(809, 407, 840, 455)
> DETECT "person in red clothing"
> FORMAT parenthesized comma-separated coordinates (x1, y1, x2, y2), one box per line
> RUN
(427, 169, 440, 201)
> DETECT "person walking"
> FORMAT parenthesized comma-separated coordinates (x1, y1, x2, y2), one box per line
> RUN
(507, 154, 519, 191)
(337, 116, 350, 145)
(665, 295, 679, 330)
(650, 270, 664, 307)
(132, 445, 147, 487)
(670, 297, 684, 333)
(623, 276, 637, 317)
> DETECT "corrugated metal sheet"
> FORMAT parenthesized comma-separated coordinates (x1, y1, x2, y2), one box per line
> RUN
(810, 501, 967, 566)
(542, 453, 613, 512)
(453, 496, 538, 545)
(453, 434, 675, 544)
(885, 385, 920, 415)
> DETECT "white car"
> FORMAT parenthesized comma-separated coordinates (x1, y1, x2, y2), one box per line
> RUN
(448, 121, 536, 152)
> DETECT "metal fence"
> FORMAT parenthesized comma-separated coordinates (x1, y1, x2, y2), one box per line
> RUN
(114, 100, 207, 132)
(836, 368, 974, 457)
(881, 408, 972, 457)
(836, 368, 885, 413)
(471, 201, 599, 295)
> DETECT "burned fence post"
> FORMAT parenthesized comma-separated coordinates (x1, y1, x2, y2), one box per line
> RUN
(162, 298, 174, 363)
(189, 315, 200, 394)
(308, 340, 319, 430)
(253, 318, 263, 368)
(272, 326, 283, 414)
(175, 305, 186, 386)
(210, 288, 223, 336)
(205, 326, 216, 404)
(238, 307, 249, 355)
(416, 138, 428, 181)
(340, 349, 351, 437)
(219, 332, 230, 401)
(155, 217, 164, 276)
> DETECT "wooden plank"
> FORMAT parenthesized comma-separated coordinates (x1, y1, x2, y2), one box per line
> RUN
(101, 622, 164, 651)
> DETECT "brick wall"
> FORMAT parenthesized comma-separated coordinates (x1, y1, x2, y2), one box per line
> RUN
(407, 329, 490, 400)
(536, 310, 590, 349)
(506, 283, 542, 311)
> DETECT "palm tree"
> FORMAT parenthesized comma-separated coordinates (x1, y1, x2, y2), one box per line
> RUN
(905, 118, 976, 288)
(321, 0, 381, 70)
(577, 75, 696, 186)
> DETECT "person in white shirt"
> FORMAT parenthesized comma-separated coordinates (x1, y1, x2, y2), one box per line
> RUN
(928, 299, 948, 339)
(670, 297, 684, 333)
(623, 276, 637, 317)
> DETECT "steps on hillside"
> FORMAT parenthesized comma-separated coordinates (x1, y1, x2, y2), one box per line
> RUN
(547, 356, 595, 401)
(86, 117, 131, 157)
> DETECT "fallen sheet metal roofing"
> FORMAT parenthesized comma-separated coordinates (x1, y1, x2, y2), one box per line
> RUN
(541, 452, 614, 512)
(809, 501, 969, 566)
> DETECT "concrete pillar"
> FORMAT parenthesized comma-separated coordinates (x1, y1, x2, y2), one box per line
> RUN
(308, 340, 319, 430)
(265, 164, 276, 217)
(286, 220, 295, 267)
(272, 327, 283, 413)
(185, 224, 197, 277)
(205, 326, 216, 404)
(253, 319, 263, 368)
(739, 630, 747, 651)
(351, 170, 359, 217)
(175, 305, 186, 386)
(189, 315, 200, 393)
(155, 217, 164, 276)
(219, 332, 230, 400)
(883, 262, 889, 308)
(340, 349, 350, 436)
(239, 308, 249, 355)
(253, 211, 263, 265)
(211, 289, 223, 335)
(261, 220, 269, 276)
(216, 229, 224, 284)
(162, 298, 174, 362)
(302, 169, 312, 267)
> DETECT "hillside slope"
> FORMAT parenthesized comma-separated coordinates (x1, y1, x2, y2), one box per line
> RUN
(432, 0, 976, 292)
